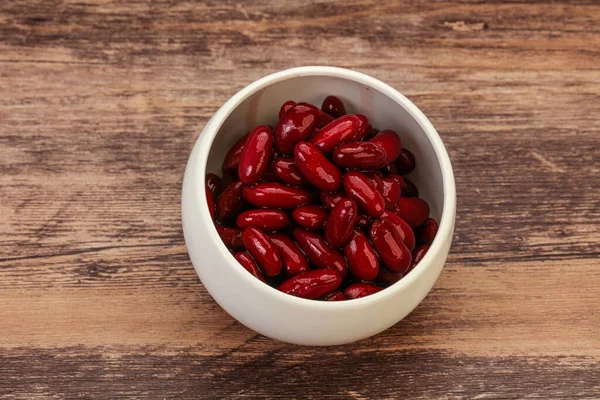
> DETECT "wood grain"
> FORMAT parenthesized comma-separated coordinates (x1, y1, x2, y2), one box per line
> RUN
(1, 0, 599, 398)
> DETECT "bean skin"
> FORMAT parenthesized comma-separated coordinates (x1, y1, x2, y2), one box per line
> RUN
(279, 269, 342, 299)
(236, 209, 290, 231)
(294, 142, 342, 192)
(216, 181, 246, 222)
(352, 114, 371, 141)
(324, 198, 358, 247)
(411, 244, 430, 269)
(278, 100, 296, 119)
(379, 210, 416, 250)
(273, 157, 307, 186)
(395, 197, 430, 228)
(206, 186, 215, 220)
(343, 171, 385, 217)
(270, 233, 310, 276)
(242, 182, 312, 209)
(369, 130, 402, 165)
(205, 173, 222, 198)
(344, 283, 381, 299)
(343, 230, 380, 281)
(332, 141, 387, 170)
(292, 205, 328, 229)
(419, 218, 438, 245)
(369, 219, 412, 273)
(320, 191, 346, 210)
(274, 103, 321, 154)
(222, 134, 249, 175)
(310, 115, 360, 153)
(293, 228, 348, 278)
(402, 178, 419, 198)
(241, 227, 282, 276)
(323, 290, 347, 301)
(396, 148, 416, 175)
(321, 95, 346, 118)
(216, 225, 244, 251)
(238, 125, 273, 185)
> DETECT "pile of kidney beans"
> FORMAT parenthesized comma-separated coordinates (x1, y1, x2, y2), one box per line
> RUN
(205, 96, 438, 301)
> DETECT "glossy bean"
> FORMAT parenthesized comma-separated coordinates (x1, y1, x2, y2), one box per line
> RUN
(396, 197, 430, 227)
(379, 210, 416, 250)
(376, 267, 404, 287)
(274, 103, 321, 154)
(222, 134, 249, 175)
(396, 148, 416, 175)
(323, 290, 346, 301)
(344, 283, 381, 299)
(270, 233, 310, 276)
(241, 227, 282, 276)
(324, 198, 358, 247)
(316, 111, 335, 129)
(381, 162, 398, 175)
(369, 219, 412, 273)
(273, 157, 307, 186)
(294, 142, 342, 192)
(320, 191, 346, 210)
(279, 269, 342, 299)
(309, 115, 360, 153)
(206, 186, 215, 220)
(369, 130, 402, 165)
(332, 141, 387, 170)
(343, 230, 380, 281)
(216, 225, 244, 251)
(321, 95, 346, 118)
(381, 176, 402, 210)
(242, 182, 312, 209)
(278, 100, 296, 119)
(292, 205, 328, 229)
(236, 209, 290, 231)
(238, 125, 273, 184)
(352, 114, 371, 141)
(205, 173, 222, 198)
(343, 171, 385, 217)
(233, 252, 265, 282)
(216, 181, 246, 222)
(355, 214, 372, 230)
(293, 228, 348, 277)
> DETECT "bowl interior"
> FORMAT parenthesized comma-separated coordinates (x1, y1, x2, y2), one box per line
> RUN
(206, 75, 444, 222)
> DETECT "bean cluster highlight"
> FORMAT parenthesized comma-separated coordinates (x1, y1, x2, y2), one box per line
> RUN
(205, 96, 438, 301)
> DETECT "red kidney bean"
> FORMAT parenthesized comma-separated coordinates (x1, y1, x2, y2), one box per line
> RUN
(321, 95, 346, 118)
(222, 133, 249, 175)
(293, 228, 348, 277)
(381, 176, 402, 210)
(355, 214, 372, 230)
(316, 111, 335, 129)
(376, 267, 404, 287)
(369, 130, 402, 165)
(369, 219, 412, 273)
(216, 180, 246, 222)
(379, 210, 416, 250)
(238, 125, 273, 185)
(332, 141, 387, 170)
(396, 148, 416, 175)
(323, 290, 346, 301)
(279, 269, 342, 299)
(294, 142, 341, 192)
(236, 209, 290, 231)
(363, 127, 379, 141)
(233, 252, 265, 282)
(242, 182, 312, 209)
(343, 230, 379, 281)
(274, 103, 321, 154)
(343, 171, 385, 217)
(367, 172, 385, 194)
(206, 186, 215, 220)
(411, 244, 430, 269)
(205, 173, 222, 198)
(309, 115, 360, 153)
(273, 157, 307, 186)
(324, 198, 358, 247)
(278, 100, 296, 119)
(344, 283, 381, 299)
(216, 225, 244, 251)
(270, 233, 310, 276)
(320, 191, 346, 210)
(402, 178, 419, 198)
(396, 197, 430, 227)
(241, 227, 282, 276)
(292, 205, 328, 229)
(419, 218, 438, 245)
(260, 161, 280, 182)
(352, 114, 371, 141)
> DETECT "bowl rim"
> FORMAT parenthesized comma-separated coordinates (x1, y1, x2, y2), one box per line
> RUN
(192, 66, 456, 309)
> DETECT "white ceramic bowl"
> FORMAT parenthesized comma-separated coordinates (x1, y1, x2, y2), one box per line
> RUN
(182, 66, 456, 346)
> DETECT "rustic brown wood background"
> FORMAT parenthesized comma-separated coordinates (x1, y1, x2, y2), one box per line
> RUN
(1, 0, 599, 398)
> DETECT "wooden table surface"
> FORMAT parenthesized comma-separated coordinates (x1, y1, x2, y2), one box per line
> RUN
(1, 1, 599, 398)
